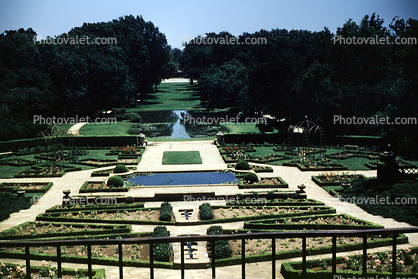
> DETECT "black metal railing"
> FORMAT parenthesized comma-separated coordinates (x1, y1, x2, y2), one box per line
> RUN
(1, 227, 418, 279)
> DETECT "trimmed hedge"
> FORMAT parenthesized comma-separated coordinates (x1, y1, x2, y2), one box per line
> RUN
(243, 172, 259, 183)
(114, 164, 129, 173)
(200, 206, 336, 224)
(244, 213, 384, 230)
(0, 192, 31, 222)
(199, 203, 214, 220)
(207, 226, 232, 259)
(79, 181, 129, 193)
(235, 160, 250, 170)
(0, 221, 131, 240)
(153, 226, 171, 262)
(107, 175, 124, 188)
(45, 203, 145, 213)
(159, 201, 173, 221)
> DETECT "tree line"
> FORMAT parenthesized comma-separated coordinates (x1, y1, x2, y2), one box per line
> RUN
(0, 15, 173, 140)
(180, 14, 418, 156)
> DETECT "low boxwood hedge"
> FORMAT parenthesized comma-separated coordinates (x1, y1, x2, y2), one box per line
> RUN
(0, 182, 53, 193)
(45, 202, 145, 213)
(0, 221, 131, 240)
(244, 213, 384, 230)
(200, 206, 336, 224)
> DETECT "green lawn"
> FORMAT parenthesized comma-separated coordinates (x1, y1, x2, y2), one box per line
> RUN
(79, 121, 133, 136)
(162, 151, 202, 165)
(125, 82, 203, 112)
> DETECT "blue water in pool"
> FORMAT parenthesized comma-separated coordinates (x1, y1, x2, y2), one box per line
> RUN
(128, 172, 238, 186)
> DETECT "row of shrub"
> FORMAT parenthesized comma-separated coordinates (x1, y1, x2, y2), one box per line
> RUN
(159, 202, 172, 221)
(207, 226, 232, 259)
(199, 203, 214, 220)
(153, 226, 171, 262)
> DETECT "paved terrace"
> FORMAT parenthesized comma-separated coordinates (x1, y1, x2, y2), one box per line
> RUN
(0, 140, 417, 278)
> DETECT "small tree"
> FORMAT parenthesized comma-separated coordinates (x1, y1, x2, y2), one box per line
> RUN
(114, 164, 129, 173)
(243, 172, 259, 183)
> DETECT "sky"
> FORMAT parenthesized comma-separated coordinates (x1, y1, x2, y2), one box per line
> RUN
(0, 0, 417, 49)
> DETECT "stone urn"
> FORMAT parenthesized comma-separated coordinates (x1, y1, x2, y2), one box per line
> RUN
(216, 132, 224, 143)
(17, 191, 25, 197)
(138, 133, 146, 146)
(297, 184, 306, 193)
(63, 190, 71, 199)
(341, 182, 351, 190)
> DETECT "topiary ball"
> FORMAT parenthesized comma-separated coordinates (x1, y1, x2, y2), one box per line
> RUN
(107, 175, 124, 188)
(235, 160, 250, 170)
(243, 172, 259, 183)
(114, 164, 129, 173)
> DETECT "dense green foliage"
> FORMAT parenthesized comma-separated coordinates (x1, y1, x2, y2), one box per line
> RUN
(113, 164, 129, 173)
(0, 15, 171, 140)
(0, 192, 31, 221)
(153, 226, 171, 262)
(243, 172, 259, 183)
(235, 160, 250, 170)
(341, 178, 418, 226)
(181, 14, 418, 156)
(107, 175, 124, 188)
(199, 202, 214, 220)
(206, 226, 232, 259)
(159, 201, 172, 221)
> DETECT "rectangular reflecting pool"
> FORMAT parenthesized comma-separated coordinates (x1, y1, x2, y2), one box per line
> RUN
(127, 172, 238, 186)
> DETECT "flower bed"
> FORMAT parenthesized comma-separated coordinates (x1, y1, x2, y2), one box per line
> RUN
(283, 158, 348, 171)
(14, 164, 81, 178)
(239, 177, 288, 189)
(79, 181, 129, 193)
(0, 221, 131, 240)
(223, 153, 286, 163)
(0, 182, 53, 193)
(46, 202, 145, 213)
(218, 145, 256, 154)
(210, 229, 408, 268)
(76, 158, 118, 167)
(280, 247, 418, 279)
(226, 198, 325, 206)
(0, 262, 105, 279)
(36, 207, 175, 225)
(200, 205, 336, 224)
(312, 173, 366, 186)
(244, 213, 383, 230)
(106, 146, 144, 156)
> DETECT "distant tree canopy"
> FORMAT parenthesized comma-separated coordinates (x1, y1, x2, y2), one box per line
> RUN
(0, 15, 171, 140)
(181, 14, 418, 156)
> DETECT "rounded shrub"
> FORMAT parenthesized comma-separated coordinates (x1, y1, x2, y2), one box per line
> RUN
(243, 172, 259, 183)
(235, 160, 250, 170)
(114, 164, 129, 173)
(107, 175, 124, 188)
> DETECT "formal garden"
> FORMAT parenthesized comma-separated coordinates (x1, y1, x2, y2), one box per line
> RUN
(0, 82, 418, 278)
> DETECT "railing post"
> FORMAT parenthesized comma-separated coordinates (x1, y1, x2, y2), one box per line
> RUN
(392, 233, 397, 279)
(150, 242, 154, 279)
(332, 236, 336, 274)
(181, 241, 185, 279)
(302, 237, 306, 279)
(272, 237, 276, 279)
(242, 238, 245, 279)
(362, 236, 367, 276)
(87, 245, 92, 279)
(211, 240, 216, 279)
(119, 243, 123, 279)
(25, 245, 30, 279)
(57, 245, 62, 278)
